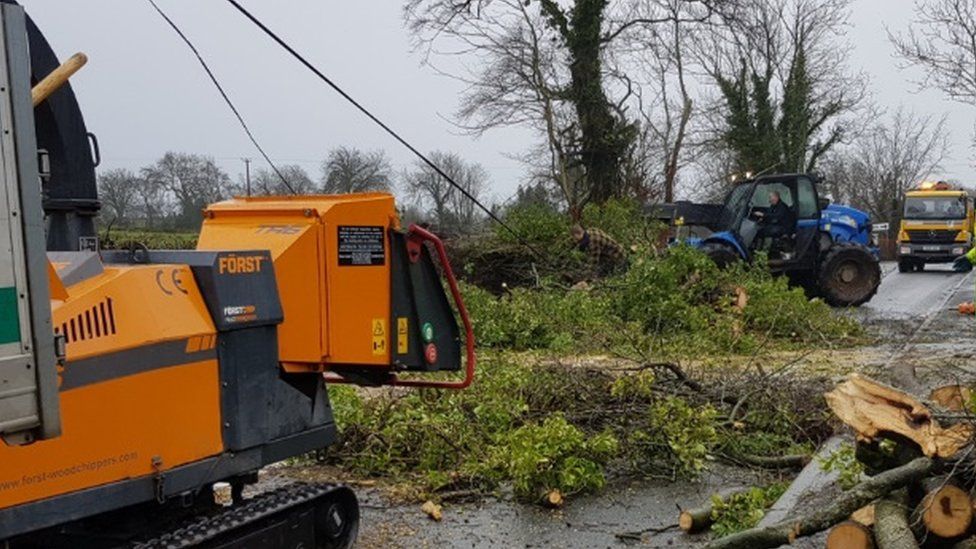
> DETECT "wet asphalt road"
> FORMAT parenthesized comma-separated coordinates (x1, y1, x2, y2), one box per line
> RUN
(861, 262, 973, 318)
(351, 263, 976, 549)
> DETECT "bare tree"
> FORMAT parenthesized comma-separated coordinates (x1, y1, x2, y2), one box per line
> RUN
(232, 164, 316, 196)
(141, 152, 230, 229)
(97, 168, 140, 226)
(321, 147, 392, 194)
(821, 108, 949, 230)
(405, 0, 733, 212)
(890, 0, 976, 105)
(402, 150, 488, 234)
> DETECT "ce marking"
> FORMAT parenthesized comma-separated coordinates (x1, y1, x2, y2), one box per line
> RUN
(156, 268, 189, 296)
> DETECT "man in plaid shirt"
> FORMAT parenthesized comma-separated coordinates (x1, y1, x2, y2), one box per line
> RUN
(571, 225, 628, 277)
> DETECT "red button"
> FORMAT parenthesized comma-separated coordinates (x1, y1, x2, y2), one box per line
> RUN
(424, 343, 438, 364)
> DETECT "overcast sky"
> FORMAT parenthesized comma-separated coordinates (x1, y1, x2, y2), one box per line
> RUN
(18, 0, 976, 202)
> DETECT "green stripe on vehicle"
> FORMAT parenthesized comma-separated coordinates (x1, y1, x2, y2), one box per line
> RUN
(0, 286, 21, 345)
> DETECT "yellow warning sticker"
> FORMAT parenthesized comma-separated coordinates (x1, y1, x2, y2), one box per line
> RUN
(372, 318, 387, 356)
(397, 317, 409, 354)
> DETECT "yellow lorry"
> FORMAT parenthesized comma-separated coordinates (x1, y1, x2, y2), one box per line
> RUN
(897, 181, 974, 272)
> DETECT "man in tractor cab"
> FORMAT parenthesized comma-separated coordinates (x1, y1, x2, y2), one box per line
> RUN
(753, 190, 796, 255)
(571, 225, 627, 277)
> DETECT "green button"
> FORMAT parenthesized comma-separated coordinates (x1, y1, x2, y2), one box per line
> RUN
(0, 286, 21, 345)
(422, 322, 435, 343)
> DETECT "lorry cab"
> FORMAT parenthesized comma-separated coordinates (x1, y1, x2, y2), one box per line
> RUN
(897, 181, 974, 273)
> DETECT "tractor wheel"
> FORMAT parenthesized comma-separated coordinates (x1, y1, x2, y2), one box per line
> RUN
(702, 242, 741, 268)
(817, 243, 881, 307)
(898, 259, 912, 273)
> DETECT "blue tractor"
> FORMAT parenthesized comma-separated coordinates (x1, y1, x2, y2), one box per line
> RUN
(661, 173, 881, 307)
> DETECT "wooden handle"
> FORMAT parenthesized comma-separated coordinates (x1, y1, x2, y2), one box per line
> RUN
(32, 52, 87, 107)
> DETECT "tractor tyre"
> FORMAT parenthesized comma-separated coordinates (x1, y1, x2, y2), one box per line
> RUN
(817, 243, 881, 307)
(898, 259, 912, 273)
(702, 242, 741, 268)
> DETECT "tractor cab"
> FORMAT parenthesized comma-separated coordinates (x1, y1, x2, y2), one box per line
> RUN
(710, 174, 824, 270)
(659, 172, 881, 307)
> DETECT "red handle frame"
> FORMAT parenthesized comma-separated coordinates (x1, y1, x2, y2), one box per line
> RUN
(323, 224, 476, 390)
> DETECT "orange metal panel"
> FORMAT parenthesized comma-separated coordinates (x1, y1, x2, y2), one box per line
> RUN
(0, 263, 223, 508)
(322, 200, 393, 366)
(198, 193, 399, 369)
(197, 216, 327, 363)
(0, 359, 223, 508)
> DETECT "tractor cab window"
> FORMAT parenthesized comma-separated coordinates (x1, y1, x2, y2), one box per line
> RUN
(795, 178, 819, 219)
(750, 183, 793, 210)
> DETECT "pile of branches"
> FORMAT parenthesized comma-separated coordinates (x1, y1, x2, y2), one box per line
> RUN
(686, 374, 976, 548)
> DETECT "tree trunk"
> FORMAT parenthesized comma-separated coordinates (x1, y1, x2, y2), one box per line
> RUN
(704, 457, 933, 549)
(874, 489, 917, 549)
(826, 520, 875, 549)
(541, 0, 631, 204)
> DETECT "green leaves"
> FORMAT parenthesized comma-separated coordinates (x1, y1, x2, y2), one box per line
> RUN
(710, 483, 788, 537)
(495, 414, 618, 500)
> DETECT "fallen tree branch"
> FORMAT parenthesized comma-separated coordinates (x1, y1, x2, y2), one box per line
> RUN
(874, 489, 917, 549)
(704, 457, 934, 549)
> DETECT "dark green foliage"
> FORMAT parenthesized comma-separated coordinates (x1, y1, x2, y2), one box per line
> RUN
(716, 44, 838, 174)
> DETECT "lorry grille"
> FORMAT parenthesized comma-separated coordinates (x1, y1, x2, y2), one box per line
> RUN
(906, 229, 959, 244)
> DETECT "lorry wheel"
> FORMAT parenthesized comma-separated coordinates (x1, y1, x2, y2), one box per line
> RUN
(702, 242, 741, 268)
(898, 259, 912, 273)
(817, 243, 881, 307)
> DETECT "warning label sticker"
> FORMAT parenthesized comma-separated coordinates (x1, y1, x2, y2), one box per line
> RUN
(372, 318, 387, 356)
(397, 317, 409, 354)
(338, 226, 385, 266)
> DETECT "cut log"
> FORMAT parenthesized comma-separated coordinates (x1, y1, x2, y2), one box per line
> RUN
(678, 488, 750, 534)
(679, 506, 713, 535)
(874, 489, 917, 549)
(930, 385, 973, 412)
(704, 457, 933, 549)
(824, 374, 973, 458)
(851, 504, 876, 527)
(912, 478, 973, 540)
(826, 520, 874, 549)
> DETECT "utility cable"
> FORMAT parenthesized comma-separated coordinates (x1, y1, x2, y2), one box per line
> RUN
(146, 0, 296, 194)
(224, 0, 546, 258)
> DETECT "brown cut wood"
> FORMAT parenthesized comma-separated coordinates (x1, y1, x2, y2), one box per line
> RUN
(826, 520, 874, 549)
(824, 374, 973, 458)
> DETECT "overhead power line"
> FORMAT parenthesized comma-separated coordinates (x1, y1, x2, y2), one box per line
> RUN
(223, 0, 544, 257)
(146, 0, 296, 194)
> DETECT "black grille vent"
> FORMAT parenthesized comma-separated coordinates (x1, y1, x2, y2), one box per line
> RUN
(55, 298, 116, 344)
(906, 229, 959, 245)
